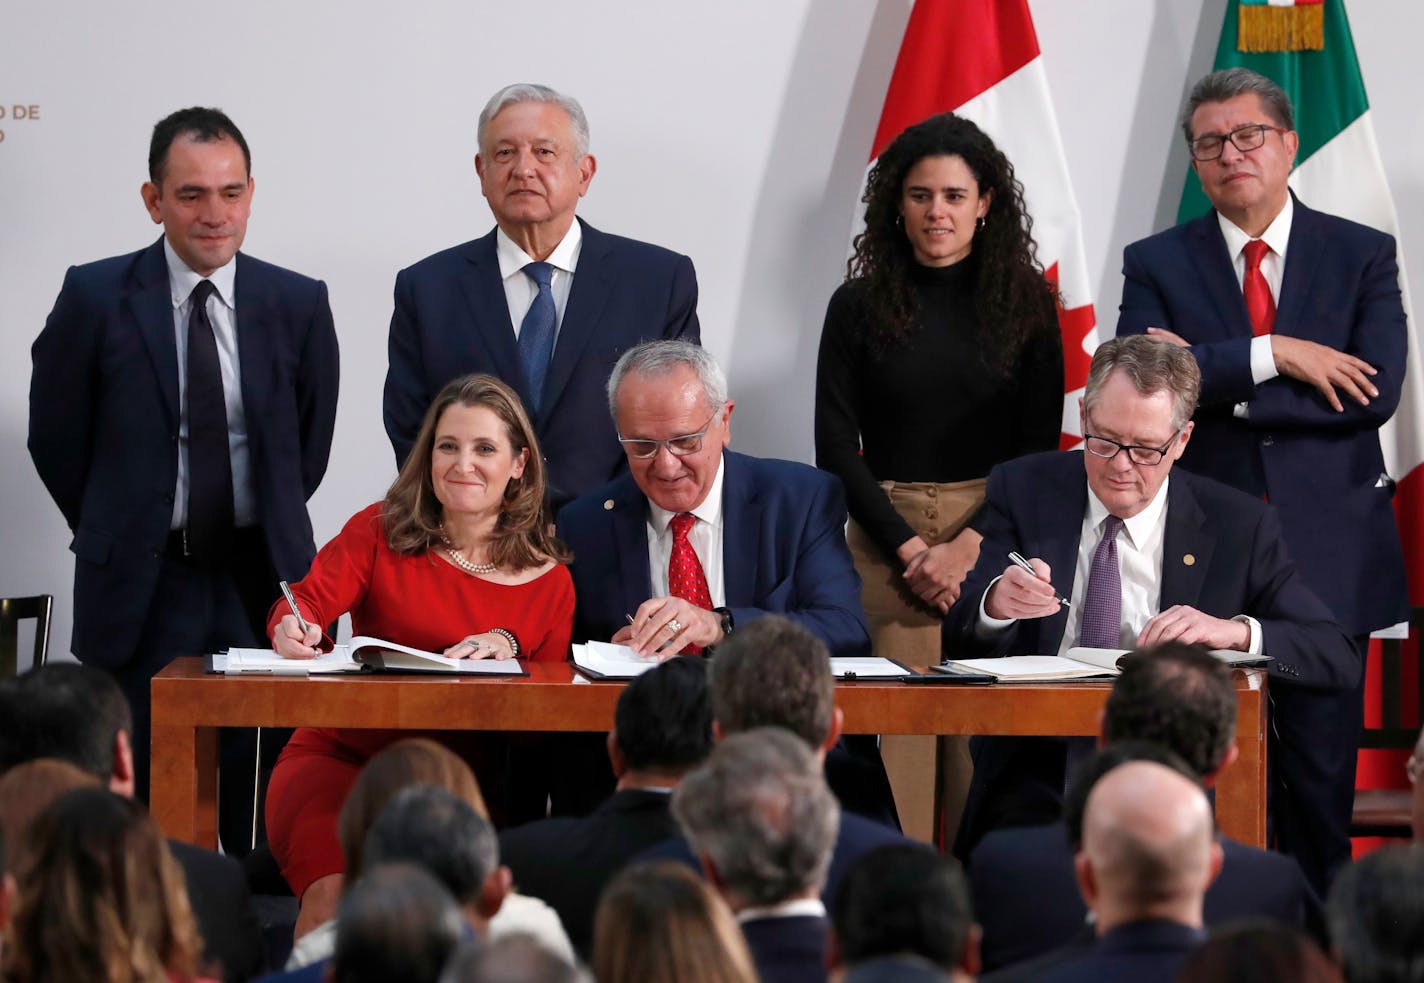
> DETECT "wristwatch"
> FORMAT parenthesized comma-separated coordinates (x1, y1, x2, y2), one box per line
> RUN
(712, 606, 735, 642)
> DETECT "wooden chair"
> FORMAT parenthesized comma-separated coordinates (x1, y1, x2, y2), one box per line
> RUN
(1351, 606, 1424, 838)
(0, 594, 54, 678)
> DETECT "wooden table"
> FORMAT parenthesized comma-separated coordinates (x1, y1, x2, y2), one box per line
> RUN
(150, 659, 1267, 848)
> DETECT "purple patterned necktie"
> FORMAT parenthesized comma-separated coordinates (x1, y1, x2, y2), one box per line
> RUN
(1079, 515, 1125, 649)
(1066, 515, 1124, 793)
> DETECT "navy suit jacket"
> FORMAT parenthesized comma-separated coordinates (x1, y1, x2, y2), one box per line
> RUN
(1032, 920, 1204, 983)
(383, 219, 699, 504)
(942, 451, 1356, 849)
(29, 238, 339, 665)
(740, 914, 829, 983)
(498, 788, 679, 957)
(969, 822, 1323, 973)
(556, 450, 871, 658)
(1118, 197, 1407, 636)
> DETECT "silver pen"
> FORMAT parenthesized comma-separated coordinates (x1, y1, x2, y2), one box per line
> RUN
(1007, 552, 1072, 608)
(279, 581, 312, 635)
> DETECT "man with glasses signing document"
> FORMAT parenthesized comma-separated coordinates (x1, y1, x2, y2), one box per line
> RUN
(943, 336, 1355, 865)
(1116, 68, 1407, 893)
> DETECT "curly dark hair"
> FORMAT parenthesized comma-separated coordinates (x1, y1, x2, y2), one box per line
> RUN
(848, 112, 1058, 370)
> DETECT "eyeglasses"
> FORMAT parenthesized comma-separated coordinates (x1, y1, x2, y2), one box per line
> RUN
(618, 411, 719, 460)
(1189, 123, 1288, 162)
(1082, 430, 1181, 466)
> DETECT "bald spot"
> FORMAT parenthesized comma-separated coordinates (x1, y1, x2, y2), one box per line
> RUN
(1082, 761, 1215, 907)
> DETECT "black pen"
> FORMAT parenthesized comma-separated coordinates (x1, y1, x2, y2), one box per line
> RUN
(1007, 551, 1071, 608)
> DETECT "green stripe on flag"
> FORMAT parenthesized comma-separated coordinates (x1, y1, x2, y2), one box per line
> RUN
(1178, 0, 1369, 223)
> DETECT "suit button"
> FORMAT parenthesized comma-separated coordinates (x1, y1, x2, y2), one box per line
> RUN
(1261, 435, 1274, 447)
(164, 493, 174, 504)
(927, 487, 938, 498)
(151, 549, 161, 559)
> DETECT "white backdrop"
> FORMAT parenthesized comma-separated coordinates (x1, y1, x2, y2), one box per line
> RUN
(3, 0, 1422, 658)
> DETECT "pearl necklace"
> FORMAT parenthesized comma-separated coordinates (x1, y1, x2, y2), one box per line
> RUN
(439, 527, 496, 575)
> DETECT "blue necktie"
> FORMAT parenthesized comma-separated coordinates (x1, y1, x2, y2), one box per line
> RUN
(517, 262, 557, 413)
(1067, 515, 1124, 793)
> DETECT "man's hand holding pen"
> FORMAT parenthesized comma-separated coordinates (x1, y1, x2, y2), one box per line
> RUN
(984, 556, 1062, 621)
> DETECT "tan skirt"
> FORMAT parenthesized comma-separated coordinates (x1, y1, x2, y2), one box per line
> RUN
(847, 477, 986, 846)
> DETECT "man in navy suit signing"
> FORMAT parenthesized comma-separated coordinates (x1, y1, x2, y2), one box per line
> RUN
(943, 336, 1354, 859)
(28, 108, 339, 846)
(383, 83, 699, 508)
(1117, 68, 1408, 890)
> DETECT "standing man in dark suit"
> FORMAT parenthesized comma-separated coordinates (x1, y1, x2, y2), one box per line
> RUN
(943, 336, 1356, 858)
(1117, 68, 1408, 890)
(1030, 761, 1217, 983)
(498, 656, 712, 958)
(28, 108, 339, 849)
(383, 82, 699, 508)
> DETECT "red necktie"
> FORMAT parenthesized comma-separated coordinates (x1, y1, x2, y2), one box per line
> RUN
(668, 512, 713, 654)
(1243, 239, 1276, 337)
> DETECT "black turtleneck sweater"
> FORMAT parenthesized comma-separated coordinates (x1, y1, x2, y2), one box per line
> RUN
(814, 257, 1064, 557)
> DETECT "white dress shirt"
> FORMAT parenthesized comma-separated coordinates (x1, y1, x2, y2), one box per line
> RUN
(645, 455, 727, 607)
(1218, 195, 1293, 394)
(495, 220, 582, 342)
(164, 238, 255, 529)
(980, 476, 1262, 654)
(735, 897, 827, 924)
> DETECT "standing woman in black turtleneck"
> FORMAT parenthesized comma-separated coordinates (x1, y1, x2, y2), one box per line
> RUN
(815, 112, 1064, 846)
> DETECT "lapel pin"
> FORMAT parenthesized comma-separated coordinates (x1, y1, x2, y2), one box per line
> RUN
(1183, 553, 1196, 566)
(603, 499, 615, 511)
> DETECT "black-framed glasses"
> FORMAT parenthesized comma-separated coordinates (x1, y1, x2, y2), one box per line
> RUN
(1189, 123, 1288, 162)
(1083, 429, 1181, 466)
(618, 411, 719, 460)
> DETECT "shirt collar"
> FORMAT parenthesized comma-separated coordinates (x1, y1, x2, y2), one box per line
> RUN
(1086, 474, 1171, 550)
(495, 219, 582, 281)
(164, 237, 236, 309)
(648, 453, 726, 535)
(1217, 192, 1293, 264)
(735, 897, 826, 923)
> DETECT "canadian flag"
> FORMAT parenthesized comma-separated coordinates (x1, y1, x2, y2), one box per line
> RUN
(853, 0, 1099, 447)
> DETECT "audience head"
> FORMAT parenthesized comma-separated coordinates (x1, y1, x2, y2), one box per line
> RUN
(1065, 741, 1197, 849)
(330, 863, 464, 983)
(672, 727, 839, 910)
(1104, 642, 1238, 782)
(0, 759, 100, 873)
(441, 934, 589, 983)
(2, 786, 203, 983)
(1178, 920, 1342, 983)
(339, 738, 489, 885)
(1075, 760, 1222, 933)
(831, 843, 978, 979)
(0, 820, 9, 945)
(610, 655, 713, 783)
(385, 373, 566, 568)
(848, 111, 1055, 372)
(709, 614, 838, 754)
(0, 663, 135, 796)
(142, 107, 254, 277)
(592, 861, 758, 983)
(1081, 335, 1200, 519)
(1326, 843, 1424, 983)
(475, 83, 595, 239)
(1180, 68, 1298, 231)
(606, 339, 732, 515)
(363, 784, 508, 931)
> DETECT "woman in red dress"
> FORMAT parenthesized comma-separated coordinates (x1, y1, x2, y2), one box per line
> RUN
(264, 373, 574, 937)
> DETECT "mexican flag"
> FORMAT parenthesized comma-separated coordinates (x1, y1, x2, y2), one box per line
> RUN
(1183, 0, 1421, 817)
(853, 0, 1099, 448)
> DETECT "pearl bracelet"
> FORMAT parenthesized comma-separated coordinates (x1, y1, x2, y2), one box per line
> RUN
(488, 627, 520, 658)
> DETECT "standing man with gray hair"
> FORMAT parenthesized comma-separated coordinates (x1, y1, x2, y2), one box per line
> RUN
(1117, 67, 1409, 891)
(943, 335, 1355, 859)
(673, 728, 840, 983)
(383, 82, 700, 509)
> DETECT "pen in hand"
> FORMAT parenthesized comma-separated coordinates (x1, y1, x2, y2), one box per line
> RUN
(279, 580, 312, 635)
(1007, 552, 1072, 608)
